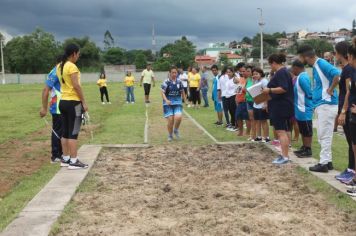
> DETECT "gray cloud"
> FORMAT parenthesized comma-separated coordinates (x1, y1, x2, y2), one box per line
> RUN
(0, 0, 355, 49)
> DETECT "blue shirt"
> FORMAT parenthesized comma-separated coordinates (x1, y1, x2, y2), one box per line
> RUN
(46, 65, 61, 115)
(312, 58, 340, 107)
(212, 75, 219, 101)
(161, 78, 184, 106)
(294, 72, 313, 121)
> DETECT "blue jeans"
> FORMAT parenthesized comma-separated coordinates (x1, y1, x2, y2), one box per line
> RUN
(201, 87, 209, 107)
(126, 86, 135, 102)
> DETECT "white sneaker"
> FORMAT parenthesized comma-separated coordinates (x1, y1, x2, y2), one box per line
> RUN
(187, 104, 191, 108)
(126, 101, 129, 104)
(131, 102, 135, 104)
(108, 102, 111, 104)
(102, 102, 105, 105)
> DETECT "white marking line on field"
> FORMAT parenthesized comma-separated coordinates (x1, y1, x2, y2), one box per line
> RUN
(183, 109, 218, 143)
(144, 104, 149, 144)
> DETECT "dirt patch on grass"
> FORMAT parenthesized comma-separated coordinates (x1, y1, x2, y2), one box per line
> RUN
(55, 144, 356, 236)
(0, 126, 94, 197)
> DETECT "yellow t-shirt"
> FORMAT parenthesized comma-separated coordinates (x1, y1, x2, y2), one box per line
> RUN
(97, 79, 107, 87)
(141, 69, 154, 84)
(124, 76, 135, 87)
(57, 61, 81, 101)
(189, 73, 201, 88)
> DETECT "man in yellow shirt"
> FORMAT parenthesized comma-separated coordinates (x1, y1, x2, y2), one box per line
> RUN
(140, 64, 155, 103)
(124, 71, 135, 103)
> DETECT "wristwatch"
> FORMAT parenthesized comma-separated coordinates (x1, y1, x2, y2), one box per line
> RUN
(341, 109, 346, 114)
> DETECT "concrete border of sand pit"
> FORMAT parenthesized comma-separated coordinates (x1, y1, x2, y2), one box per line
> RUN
(183, 110, 356, 202)
(0, 144, 151, 236)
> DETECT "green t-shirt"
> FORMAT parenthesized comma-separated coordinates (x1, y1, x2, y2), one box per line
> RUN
(245, 77, 254, 102)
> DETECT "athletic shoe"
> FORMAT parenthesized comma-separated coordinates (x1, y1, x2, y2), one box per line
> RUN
(272, 156, 289, 165)
(51, 157, 62, 164)
(262, 137, 271, 143)
(68, 159, 89, 170)
(126, 101, 129, 104)
(296, 148, 312, 158)
(338, 171, 355, 183)
(335, 169, 353, 181)
(247, 137, 253, 141)
(309, 163, 328, 173)
(345, 179, 356, 189)
(102, 102, 105, 105)
(174, 129, 180, 139)
(168, 135, 173, 142)
(213, 121, 219, 125)
(253, 137, 263, 142)
(346, 189, 356, 197)
(108, 102, 111, 104)
(60, 158, 71, 167)
(293, 146, 305, 155)
(131, 102, 135, 104)
(216, 121, 223, 126)
(335, 169, 349, 180)
(327, 162, 334, 171)
(271, 140, 280, 146)
(225, 123, 231, 128)
(187, 104, 191, 108)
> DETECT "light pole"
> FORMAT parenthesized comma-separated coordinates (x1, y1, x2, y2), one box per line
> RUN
(257, 8, 265, 70)
(0, 39, 5, 85)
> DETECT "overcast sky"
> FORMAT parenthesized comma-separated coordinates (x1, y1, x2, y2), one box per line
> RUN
(0, 0, 355, 49)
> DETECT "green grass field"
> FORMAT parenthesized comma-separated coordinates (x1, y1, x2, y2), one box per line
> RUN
(0, 81, 355, 232)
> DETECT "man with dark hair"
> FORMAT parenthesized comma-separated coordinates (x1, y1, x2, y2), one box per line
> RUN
(211, 65, 223, 125)
(291, 60, 314, 158)
(200, 66, 210, 107)
(140, 63, 156, 103)
(298, 45, 341, 172)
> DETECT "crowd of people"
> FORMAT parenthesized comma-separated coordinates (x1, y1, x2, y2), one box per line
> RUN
(40, 38, 356, 197)
(161, 37, 356, 196)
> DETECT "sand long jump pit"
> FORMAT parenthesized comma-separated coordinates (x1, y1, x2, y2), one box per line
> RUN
(54, 144, 356, 236)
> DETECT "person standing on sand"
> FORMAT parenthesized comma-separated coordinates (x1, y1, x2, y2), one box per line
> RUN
(161, 66, 186, 142)
(40, 60, 63, 163)
(57, 43, 89, 170)
(140, 64, 156, 104)
(97, 73, 111, 104)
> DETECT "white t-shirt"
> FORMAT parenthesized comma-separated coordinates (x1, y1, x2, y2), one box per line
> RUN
(178, 72, 188, 88)
(217, 74, 229, 97)
(141, 69, 155, 84)
(225, 77, 238, 98)
(253, 78, 269, 109)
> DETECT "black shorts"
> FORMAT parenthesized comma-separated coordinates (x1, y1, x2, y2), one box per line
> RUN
(272, 117, 292, 131)
(59, 100, 83, 140)
(253, 108, 269, 120)
(297, 120, 313, 137)
(143, 83, 151, 96)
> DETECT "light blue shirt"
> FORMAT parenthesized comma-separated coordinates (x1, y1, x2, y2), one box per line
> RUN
(294, 72, 313, 121)
(312, 58, 340, 107)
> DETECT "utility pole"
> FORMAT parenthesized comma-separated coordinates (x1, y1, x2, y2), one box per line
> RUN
(257, 8, 265, 70)
(152, 24, 156, 57)
(1, 39, 5, 85)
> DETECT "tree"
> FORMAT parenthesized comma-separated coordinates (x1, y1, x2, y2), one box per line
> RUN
(103, 30, 115, 50)
(300, 39, 334, 57)
(219, 54, 230, 67)
(353, 19, 356, 37)
(4, 28, 60, 73)
(241, 36, 252, 45)
(103, 47, 125, 64)
(134, 52, 147, 69)
(240, 48, 250, 62)
(63, 36, 100, 69)
(153, 57, 171, 71)
(158, 36, 196, 69)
